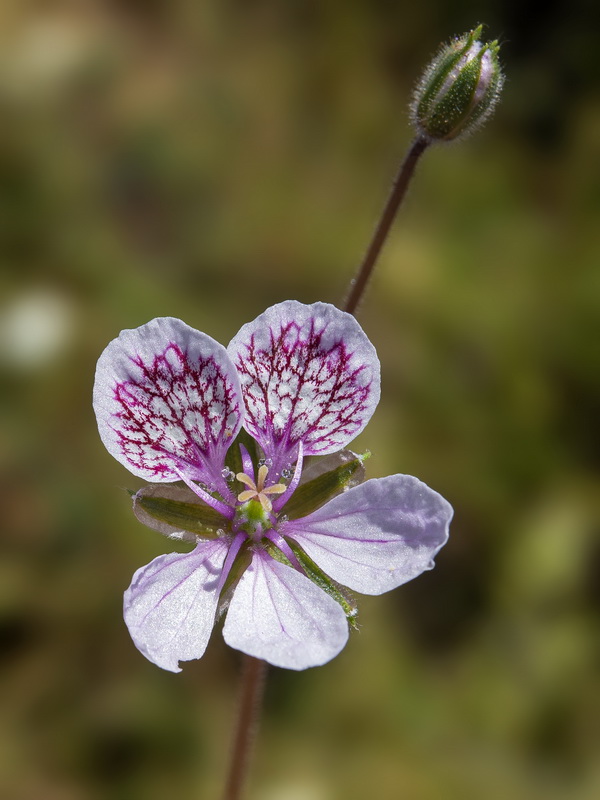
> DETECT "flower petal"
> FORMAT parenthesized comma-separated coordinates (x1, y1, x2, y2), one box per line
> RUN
(222, 550, 349, 669)
(93, 317, 243, 487)
(285, 475, 452, 595)
(227, 301, 380, 477)
(123, 539, 229, 672)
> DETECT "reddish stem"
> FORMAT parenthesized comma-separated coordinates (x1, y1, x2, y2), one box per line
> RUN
(343, 136, 429, 315)
(222, 656, 268, 800)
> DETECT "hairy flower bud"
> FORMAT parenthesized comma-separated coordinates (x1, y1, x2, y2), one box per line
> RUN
(411, 26, 504, 142)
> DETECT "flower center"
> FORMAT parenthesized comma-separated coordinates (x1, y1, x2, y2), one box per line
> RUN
(236, 465, 286, 513)
(234, 465, 287, 540)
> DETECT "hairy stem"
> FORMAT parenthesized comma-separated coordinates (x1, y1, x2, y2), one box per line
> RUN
(222, 656, 268, 800)
(342, 136, 429, 315)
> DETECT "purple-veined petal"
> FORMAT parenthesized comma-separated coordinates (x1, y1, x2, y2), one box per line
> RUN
(123, 538, 229, 672)
(222, 550, 349, 669)
(284, 475, 452, 595)
(93, 317, 242, 490)
(227, 301, 380, 477)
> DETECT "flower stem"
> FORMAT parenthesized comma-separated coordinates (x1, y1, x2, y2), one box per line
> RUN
(342, 136, 429, 315)
(222, 655, 268, 800)
(220, 137, 427, 800)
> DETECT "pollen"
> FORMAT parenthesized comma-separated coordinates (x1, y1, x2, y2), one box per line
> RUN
(236, 465, 286, 513)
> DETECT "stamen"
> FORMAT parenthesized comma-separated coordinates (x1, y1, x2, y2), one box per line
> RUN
(216, 531, 247, 594)
(273, 441, 304, 512)
(173, 466, 235, 519)
(264, 529, 303, 570)
(238, 444, 255, 481)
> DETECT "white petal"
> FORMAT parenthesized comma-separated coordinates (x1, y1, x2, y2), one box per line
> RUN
(285, 475, 453, 595)
(123, 540, 229, 672)
(227, 301, 380, 476)
(93, 317, 242, 485)
(222, 551, 349, 670)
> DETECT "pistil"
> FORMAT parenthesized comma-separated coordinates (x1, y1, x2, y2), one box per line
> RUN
(236, 465, 286, 513)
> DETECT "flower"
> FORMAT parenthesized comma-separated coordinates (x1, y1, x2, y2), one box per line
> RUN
(93, 301, 452, 671)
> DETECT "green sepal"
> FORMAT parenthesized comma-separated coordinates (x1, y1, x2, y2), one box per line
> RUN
(217, 543, 253, 614)
(426, 51, 486, 139)
(262, 539, 293, 567)
(416, 27, 480, 120)
(286, 537, 359, 629)
(131, 484, 227, 540)
(281, 451, 369, 521)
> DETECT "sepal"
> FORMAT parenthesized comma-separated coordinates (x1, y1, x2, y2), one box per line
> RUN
(132, 484, 227, 540)
(216, 544, 253, 618)
(411, 25, 503, 142)
(281, 450, 368, 520)
(285, 537, 359, 629)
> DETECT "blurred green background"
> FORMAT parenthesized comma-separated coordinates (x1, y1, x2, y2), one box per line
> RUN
(1, 1, 599, 799)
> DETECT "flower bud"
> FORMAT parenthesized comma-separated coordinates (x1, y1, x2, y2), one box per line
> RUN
(411, 26, 504, 142)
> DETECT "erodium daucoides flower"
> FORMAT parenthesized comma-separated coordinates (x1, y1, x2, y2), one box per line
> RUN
(93, 301, 452, 672)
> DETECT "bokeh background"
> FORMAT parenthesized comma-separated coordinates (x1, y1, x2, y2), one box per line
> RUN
(1, 1, 599, 799)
